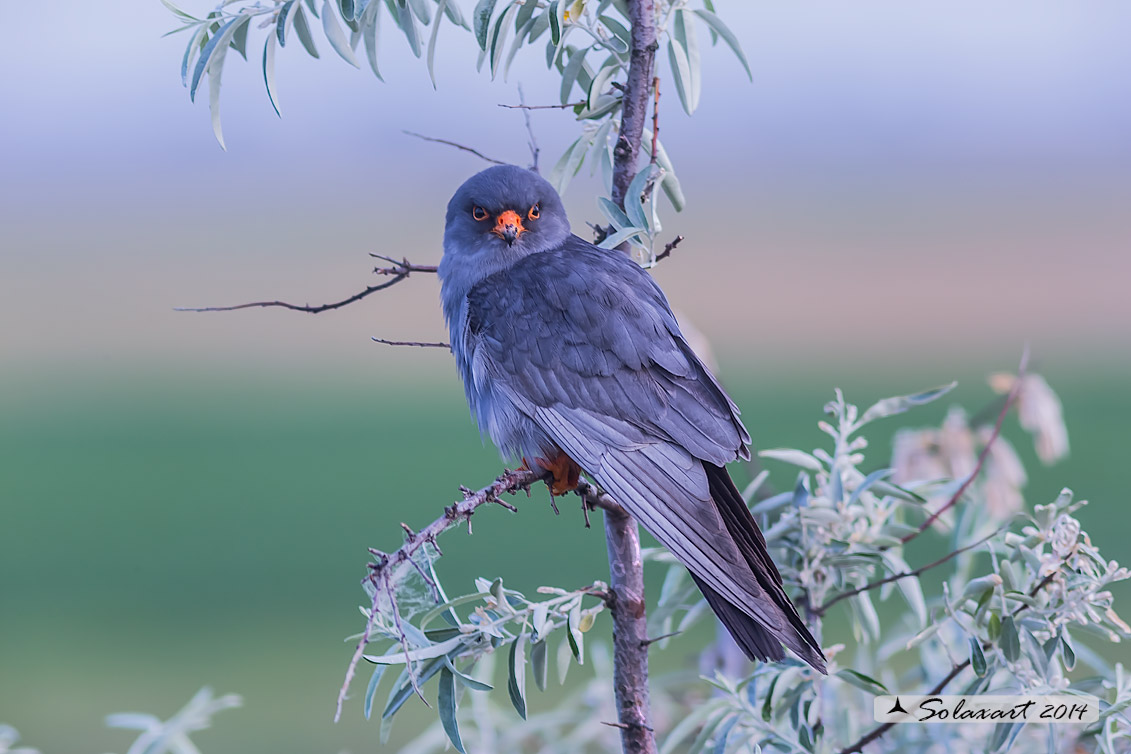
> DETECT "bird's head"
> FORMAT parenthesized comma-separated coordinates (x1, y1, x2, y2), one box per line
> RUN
(439, 165, 570, 305)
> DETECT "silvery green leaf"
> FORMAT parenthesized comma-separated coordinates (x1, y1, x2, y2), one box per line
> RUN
(407, 0, 432, 24)
(674, 9, 700, 109)
(262, 33, 282, 117)
(531, 638, 548, 691)
(692, 9, 751, 80)
(293, 4, 321, 57)
(587, 58, 618, 110)
(507, 636, 527, 719)
(503, 12, 537, 77)
(363, 663, 386, 719)
(515, 0, 536, 31)
(105, 712, 161, 730)
(597, 15, 629, 53)
(440, 0, 468, 28)
(360, 0, 384, 79)
(846, 468, 894, 507)
(442, 658, 492, 691)
(383, 653, 451, 718)
(305, 0, 320, 17)
(548, 134, 590, 195)
(882, 551, 927, 626)
(624, 164, 655, 230)
(338, 0, 356, 21)
(206, 14, 250, 149)
(363, 635, 464, 664)
(437, 668, 466, 753)
(588, 118, 613, 176)
(792, 473, 810, 508)
(1000, 616, 1021, 662)
(323, 1, 361, 66)
(230, 14, 250, 60)
(190, 14, 242, 102)
(971, 637, 988, 676)
(858, 382, 957, 426)
(567, 603, 584, 663)
(489, 4, 518, 77)
(599, 227, 646, 250)
(394, 0, 422, 57)
(835, 668, 888, 696)
(759, 448, 823, 471)
(750, 490, 791, 514)
(702, 0, 718, 42)
(472, 0, 496, 49)
(559, 47, 589, 104)
(1060, 630, 1077, 670)
(181, 24, 207, 86)
(870, 479, 927, 503)
(640, 130, 685, 211)
(598, 197, 632, 230)
(426, 0, 448, 86)
(526, 9, 549, 43)
(276, 0, 297, 46)
(711, 716, 737, 754)
(556, 634, 572, 684)
(667, 39, 694, 115)
(161, 0, 199, 22)
(548, 0, 560, 44)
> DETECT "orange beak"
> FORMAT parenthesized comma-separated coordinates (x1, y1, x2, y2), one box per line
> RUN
(492, 210, 526, 244)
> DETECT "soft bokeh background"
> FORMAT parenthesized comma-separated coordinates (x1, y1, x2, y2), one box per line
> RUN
(2, 1, 1129, 751)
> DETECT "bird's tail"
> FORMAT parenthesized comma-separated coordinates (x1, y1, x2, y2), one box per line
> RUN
(694, 463, 827, 674)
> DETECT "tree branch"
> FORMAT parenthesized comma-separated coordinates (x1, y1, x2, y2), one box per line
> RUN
(517, 83, 540, 173)
(175, 275, 412, 314)
(498, 101, 586, 110)
(601, 2, 660, 752)
(899, 347, 1030, 545)
(610, 0, 658, 212)
(402, 130, 508, 166)
(816, 524, 1006, 617)
(334, 467, 546, 723)
(372, 337, 450, 349)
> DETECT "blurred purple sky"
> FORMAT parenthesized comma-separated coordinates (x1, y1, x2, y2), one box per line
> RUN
(2, 0, 1129, 377)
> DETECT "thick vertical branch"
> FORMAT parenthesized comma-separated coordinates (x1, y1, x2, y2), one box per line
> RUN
(610, 0, 658, 210)
(603, 2, 659, 753)
(603, 508, 656, 754)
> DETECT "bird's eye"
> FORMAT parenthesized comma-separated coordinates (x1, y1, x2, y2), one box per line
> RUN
(528, 204, 540, 220)
(472, 206, 489, 221)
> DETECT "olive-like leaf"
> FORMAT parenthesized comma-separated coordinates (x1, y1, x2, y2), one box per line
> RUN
(531, 638, 548, 691)
(507, 636, 527, 719)
(262, 33, 282, 117)
(323, 0, 361, 66)
(692, 9, 751, 80)
(407, 0, 432, 25)
(598, 197, 632, 230)
(858, 382, 957, 426)
(472, 0, 496, 49)
(190, 14, 242, 102)
(667, 39, 693, 115)
(835, 668, 889, 696)
(971, 637, 988, 677)
(230, 14, 250, 60)
(276, 0, 297, 46)
(293, 4, 321, 58)
(181, 24, 208, 86)
(624, 163, 654, 231)
(362, 0, 384, 79)
(759, 448, 824, 472)
(559, 47, 589, 104)
(394, 0, 421, 57)
(489, 4, 518, 78)
(426, 0, 448, 86)
(598, 226, 646, 250)
(597, 14, 629, 53)
(1000, 616, 1021, 662)
(438, 668, 466, 753)
(548, 0, 561, 45)
(515, 0, 536, 31)
(363, 663, 386, 719)
(674, 10, 700, 110)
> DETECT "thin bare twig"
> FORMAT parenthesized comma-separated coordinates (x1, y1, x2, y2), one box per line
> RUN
(816, 524, 1007, 616)
(403, 130, 507, 166)
(175, 275, 411, 314)
(372, 337, 450, 349)
(517, 83, 540, 173)
(335, 467, 546, 723)
(649, 76, 660, 168)
(899, 346, 1030, 545)
(499, 101, 586, 110)
(370, 254, 438, 275)
(653, 235, 683, 263)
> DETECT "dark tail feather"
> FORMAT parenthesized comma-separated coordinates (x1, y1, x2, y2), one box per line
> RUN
(699, 462, 827, 674)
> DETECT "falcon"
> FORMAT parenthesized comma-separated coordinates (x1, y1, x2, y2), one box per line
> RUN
(438, 165, 826, 673)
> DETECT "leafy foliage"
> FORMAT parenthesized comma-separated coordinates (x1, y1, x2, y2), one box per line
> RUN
(164, 0, 750, 261)
(104, 687, 242, 754)
(344, 375, 1130, 753)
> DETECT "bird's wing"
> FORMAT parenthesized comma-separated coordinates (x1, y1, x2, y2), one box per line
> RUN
(466, 238, 794, 628)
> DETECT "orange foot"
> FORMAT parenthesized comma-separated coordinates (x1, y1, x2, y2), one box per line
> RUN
(523, 451, 582, 496)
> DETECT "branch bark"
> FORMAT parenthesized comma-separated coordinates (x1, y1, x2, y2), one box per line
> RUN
(602, 2, 660, 752)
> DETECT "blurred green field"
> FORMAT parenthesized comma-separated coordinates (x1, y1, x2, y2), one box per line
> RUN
(1, 361, 1127, 752)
